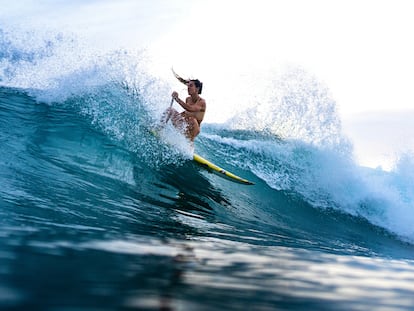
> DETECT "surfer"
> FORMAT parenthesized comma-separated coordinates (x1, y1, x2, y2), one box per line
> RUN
(163, 78, 206, 141)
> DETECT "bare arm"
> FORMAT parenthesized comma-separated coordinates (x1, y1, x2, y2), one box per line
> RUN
(172, 92, 205, 113)
(171, 93, 186, 109)
(183, 97, 206, 112)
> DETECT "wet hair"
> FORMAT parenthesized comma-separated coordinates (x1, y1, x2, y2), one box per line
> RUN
(190, 79, 203, 94)
(172, 69, 203, 94)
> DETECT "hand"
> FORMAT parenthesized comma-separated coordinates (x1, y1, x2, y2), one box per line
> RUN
(172, 91, 178, 100)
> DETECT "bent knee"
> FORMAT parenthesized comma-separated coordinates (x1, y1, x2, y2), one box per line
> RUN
(188, 119, 200, 137)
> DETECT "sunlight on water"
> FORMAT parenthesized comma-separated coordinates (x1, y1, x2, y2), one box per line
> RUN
(186, 238, 414, 310)
(79, 236, 414, 310)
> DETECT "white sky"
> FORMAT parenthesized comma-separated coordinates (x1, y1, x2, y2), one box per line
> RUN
(151, 0, 414, 117)
(2, 0, 413, 117)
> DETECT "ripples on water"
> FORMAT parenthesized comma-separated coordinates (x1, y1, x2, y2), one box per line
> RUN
(2, 230, 414, 310)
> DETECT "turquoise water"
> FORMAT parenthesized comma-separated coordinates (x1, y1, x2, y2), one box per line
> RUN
(2, 84, 414, 310)
(2, 2, 414, 310)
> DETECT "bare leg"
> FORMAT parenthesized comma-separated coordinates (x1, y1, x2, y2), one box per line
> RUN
(162, 108, 200, 141)
(161, 107, 178, 124)
(184, 117, 200, 141)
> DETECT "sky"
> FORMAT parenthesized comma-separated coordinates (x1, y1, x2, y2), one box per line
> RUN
(150, 0, 414, 116)
(2, 0, 413, 116)
(2, 0, 414, 169)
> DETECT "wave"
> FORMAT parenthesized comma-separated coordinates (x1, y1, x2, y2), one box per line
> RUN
(1, 24, 414, 247)
(201, 125, 414, 244)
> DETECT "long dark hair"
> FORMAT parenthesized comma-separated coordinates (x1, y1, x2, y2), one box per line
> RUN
(191, 79, 203, 94)
(172, 69, 203, 94)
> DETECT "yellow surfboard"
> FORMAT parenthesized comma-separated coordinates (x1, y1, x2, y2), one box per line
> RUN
(149, 128, 253, 185)
(193, 153, 254, 185)
(149, 127, 253, 184)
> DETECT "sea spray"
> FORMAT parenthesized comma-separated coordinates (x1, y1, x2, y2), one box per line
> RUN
(226, 66, 348, 150)
(201, 66, 414, 243)
(0, 26, 192, 168)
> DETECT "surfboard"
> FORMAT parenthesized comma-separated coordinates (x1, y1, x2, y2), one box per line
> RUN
(193, 153, 254, 185)
(149, 129, 253, 185)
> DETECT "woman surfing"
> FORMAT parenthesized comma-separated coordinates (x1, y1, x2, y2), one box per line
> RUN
(162, 71, 206, 142)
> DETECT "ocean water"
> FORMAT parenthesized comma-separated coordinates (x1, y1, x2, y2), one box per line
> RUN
(2, 1, 414, 310)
